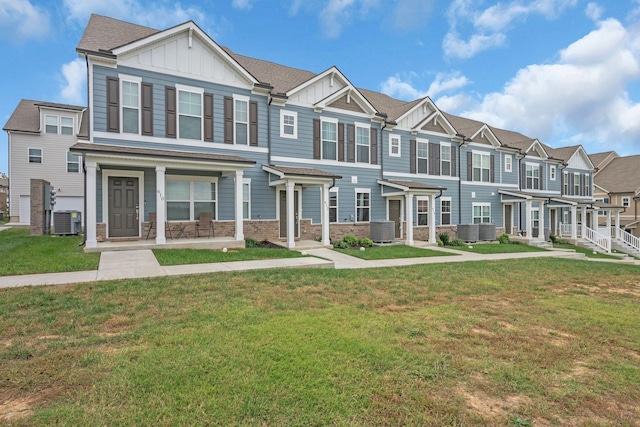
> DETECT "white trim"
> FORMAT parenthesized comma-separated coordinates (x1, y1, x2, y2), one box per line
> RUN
(416, 195, 429, 226)
(472, 202, 491, 224)
(175, 84, 205, 141)
(243, 178, 251, 220)
(355, 187, 371, 223)
(280, 110, 297, 139)
(416, 138, 429, 174)
(550, 165, 556, 181)
(440, 196, 452, 226)
(471, 150, 491, 183)
(389, 134, 401, 157)
(384, 171, 460, 182)
(622, 196, 630, 207)
(28, 147, 43, 164)
(505, 154, 512, 172)
(165, 174, 219, 222)
(355, 122, 371, 164)
(276, 186, 302, 239)
(66, 151, 81, 173)
(440, 142, 452, 176)
(233, 94, 250, 146)
(101, 170, 145, 239)
(329, 187, 339, 223)
(120, 74, 142, 136)
(320, 117, 339, 161)
(271, 155, 381, 170)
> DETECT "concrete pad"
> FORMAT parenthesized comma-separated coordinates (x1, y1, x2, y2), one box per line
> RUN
(97, 250, 165, 281)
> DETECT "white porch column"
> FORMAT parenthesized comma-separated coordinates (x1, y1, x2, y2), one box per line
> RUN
(538, 201, 545, 242)
(571, 206, 578, 240)
(321, 183, 330, 246)
(615, 210, 620, 230)
(85, 161, 97, 248)
(155, 166, 166, 245)
(429, 194, 436, 244)
(590, 208, 597, 230)
(235, 170, 245, 242)
(405, 193, 414, 246)
(606, 209, 612, 237)
(581, 206, 587, 237)
(525, 200, 532, 238)
(286, 180, 295, 249)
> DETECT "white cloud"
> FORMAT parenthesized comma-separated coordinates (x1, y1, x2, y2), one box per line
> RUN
(59, 58, 87, 105)
(458, 17, 640, 152)
(426, 72, 470, 98)
(231, 0, 254, 10)
(585, 2, 603, 21)
(380, 71, 470, 102)
(318, 0, 355, 38)
(380, 74, 426, 101)
(389, 0, 434, 30)
(444, 0, 578, 59)
(0, 0, 50, 43)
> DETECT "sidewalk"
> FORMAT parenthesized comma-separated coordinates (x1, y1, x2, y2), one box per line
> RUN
(0, 245, 636, 289)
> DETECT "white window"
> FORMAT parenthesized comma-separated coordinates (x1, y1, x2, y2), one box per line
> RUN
(473, 203, 491, 224)
(441, 144, 451, 176)
(356, 124, 370, 163)
(417, 140, 428, 174)
(389, 134, 400, 157)
(44, 115, 74, 135)
(574, 173, 580, 195)
(234, 97, 249, 145)
(417, 197, 429, 226)
(67, 151, 80, 173)
(622, 196, 630, 207)
(355, 189, 370, 222)
(584, 174, 590, 196)
(441, 198, 452, 225)
(280, 110, 297, 139)
(321, 119, 338, 160)
(526, 163, 540, 190)
(550, 165, 556, 181)
(329, 188, 338, 223)
(29, 148, 42, 164)
(505, 154, 512, 172)
(122, 79, 140, 134)
(243, 179, 251, 220)
(563, 171, 569, 194)
(45, 115, 58, 134)
(166, 177, 217, 221)
(473, 152, 490, 182)
(532, 209, 540, 230)
(177, 86, 202, 140)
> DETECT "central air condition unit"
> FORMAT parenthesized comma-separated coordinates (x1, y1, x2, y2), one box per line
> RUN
(457, 224, 479, 242)
(53, 211, 82, 235)
(370, 220, 395, 243)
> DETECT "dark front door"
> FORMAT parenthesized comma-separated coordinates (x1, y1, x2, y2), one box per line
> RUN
(389, 199, 402, 239)
(279, 190, 299, 239)
(505, 204, 512, 235)
(109, 177, 139, 238)
(550, 209, 557, 236)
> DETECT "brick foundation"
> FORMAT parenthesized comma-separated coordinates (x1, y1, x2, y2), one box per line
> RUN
(30, 179, 49, 236)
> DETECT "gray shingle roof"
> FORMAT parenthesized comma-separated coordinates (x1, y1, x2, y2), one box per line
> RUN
(77, 14, 159, 54)
(593, 154, 640, 193)
(379, 179, 445, 191)
(589, 151, 618, 169)
(3, 99, 87, 138)
(265, 165, 342, 179)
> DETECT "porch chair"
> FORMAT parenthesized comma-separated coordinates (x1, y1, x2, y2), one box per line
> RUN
(195, 211, 213, 238)
(145, 212, 172, 240)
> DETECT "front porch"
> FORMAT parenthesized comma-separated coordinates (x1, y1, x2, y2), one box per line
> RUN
(85, 235, 245, 253)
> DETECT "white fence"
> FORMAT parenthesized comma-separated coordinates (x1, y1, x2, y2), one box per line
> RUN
(583, 226, 610, 253)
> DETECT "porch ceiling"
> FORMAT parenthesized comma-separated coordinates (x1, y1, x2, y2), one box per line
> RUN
(263, 164, 341, 186)
(377, 179, 445, 196)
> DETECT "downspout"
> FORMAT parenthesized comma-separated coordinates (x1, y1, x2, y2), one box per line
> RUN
(267, 96, 272, 165)
(80, 52, 90, 247)
(457, 139, 464, 225)
(379, 121, 387, 179)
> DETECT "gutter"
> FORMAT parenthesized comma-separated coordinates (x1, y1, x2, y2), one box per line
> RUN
(267, 96, 272, 165)
(379, 121, 387, 179)
(80, 52, 90, 247)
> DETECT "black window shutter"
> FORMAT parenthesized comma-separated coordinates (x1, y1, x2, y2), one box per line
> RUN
(561, 171, 564, 194)
(313, 119, 321, 160)
(490, 154, 495, 183)
(338, 123, 345, 162)
(141, 83, 153, 136)
(107, 77, 119, 132)
(224, 96, 233, 144)
(165, 86, 176, 138)
(410, 139, 416, 174)
(428, 143, 436, 175)
(451, 146, 457, 177)
(203, 93, 213, 142)
(468, 152, 473, 181)
(521, 162, 526, 189)
(570, 173, 575, 196)
(539, 165, 543, 190)
(580, 174, 585, 196)
(433, 143, 441, 175)
(347, 124, 355, 163)
(249, 101, 258, 146)
(370, 128, 378, 165)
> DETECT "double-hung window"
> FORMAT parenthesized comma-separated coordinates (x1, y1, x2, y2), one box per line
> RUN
(45, 115, 58, 134)
(417, 197, 429, 226)
(563, 171, 569, 194)
(61, 117, 73, 135)
(356, 124, 370, 163)
(280, 110, 297, 138)
(505, 154, 512, 172)
(417, 140, 428, 174)
(166, 177, 217, 221)
(573, 173, 580, 196)
(441, 144, 451, 176)
(526, 164, 540, 189)
(473, 203, 491, 224)
(45, 115, 74, 135)
(441, 198, 452, 225)
(550, 165, 556, 181)
(243, 179, 251, 219)
(622, 196, 630, 207)
(532, 209, 540, 229)
(389, 135, 400, 157)
(235, 97, 249, 145)
(473, 152, 490, 182)
(122, 80, 140, 134)
(584, 174, 590, 196)
(178, 86, 202, 140)
(329, 188, 338, 223)
(28, 148, 42, 164)
(355, 189, 370, 222)
(67, 151, 80, 173)
(321, 119, 337, 160)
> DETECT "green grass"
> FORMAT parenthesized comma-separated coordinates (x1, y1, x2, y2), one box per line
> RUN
(1, 258, 638, 425)
(0, 228, 100, 276)
(451, 243, 547, 254)
(334, 244, 454, 260)
(153, 247, 303, 266)
(553, 243, 621, 259)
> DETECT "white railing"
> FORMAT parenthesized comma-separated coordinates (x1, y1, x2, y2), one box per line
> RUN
(559, 222, 572, 237)
(615, 227, 640, 252)
(584, 226, 610, 253)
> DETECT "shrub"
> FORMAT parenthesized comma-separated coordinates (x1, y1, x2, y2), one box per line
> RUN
(438, 233, 450, 246)
(342, 234, 359, 247)
(448, 238, 466, 246)
(359, 237, 373, 248)
(245, 238, 260, 248)
(333, 241, 348, 249)
(498, 234, 510, 244)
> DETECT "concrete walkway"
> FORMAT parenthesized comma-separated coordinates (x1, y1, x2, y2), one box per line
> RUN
(0, 245, 637, 289)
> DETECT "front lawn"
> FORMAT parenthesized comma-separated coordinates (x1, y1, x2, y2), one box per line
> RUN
(553, 243, 621, 259)
(153, 247, 303, 266)
(334, 244, 454, 260)
(450, 242, 547, 254)
(0, 228, 100, 276)
(1, 259, 639, 425)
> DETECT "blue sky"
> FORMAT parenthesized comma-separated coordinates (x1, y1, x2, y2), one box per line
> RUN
(2, 0, 640, 174)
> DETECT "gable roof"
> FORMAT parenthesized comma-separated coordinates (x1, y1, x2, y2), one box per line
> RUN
(589, 151, 619, 171)
(3, 99, 88, 138)
(593, 154, 640, 194)
(77, 14, 159, 55)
